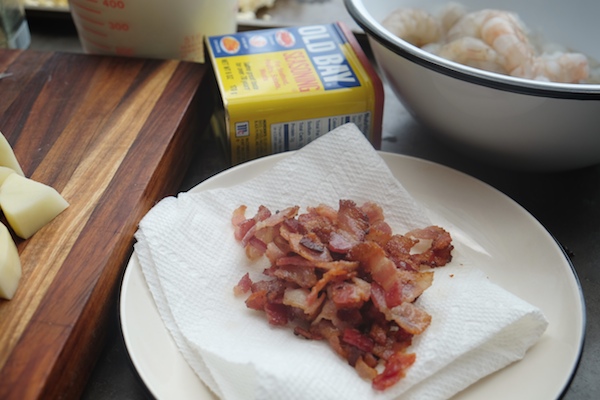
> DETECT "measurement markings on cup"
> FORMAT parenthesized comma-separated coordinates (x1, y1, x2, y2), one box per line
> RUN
(70, 0, 130, 53)
(71, 0, 237, 62)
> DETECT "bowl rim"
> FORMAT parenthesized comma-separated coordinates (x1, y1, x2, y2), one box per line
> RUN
(344, 0, 600, 100)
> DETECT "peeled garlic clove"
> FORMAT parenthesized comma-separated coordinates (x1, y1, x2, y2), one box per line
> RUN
(0, 222, 22, 300)
(0, 174, 69, 239)
(0, 131, 24, 176)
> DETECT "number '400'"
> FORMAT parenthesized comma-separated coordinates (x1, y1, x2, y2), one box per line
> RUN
(103, 0, 125, 8)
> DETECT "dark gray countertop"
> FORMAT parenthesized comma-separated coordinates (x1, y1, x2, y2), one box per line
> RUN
(25, 12, 599, 400)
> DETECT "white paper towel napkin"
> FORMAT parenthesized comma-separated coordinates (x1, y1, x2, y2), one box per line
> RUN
(134, 123, 548, 400)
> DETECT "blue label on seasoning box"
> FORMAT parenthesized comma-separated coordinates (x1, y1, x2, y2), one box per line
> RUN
(208, 24, 361, 91)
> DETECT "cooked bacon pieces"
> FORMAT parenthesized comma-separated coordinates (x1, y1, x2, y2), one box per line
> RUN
(231, 200, 453, 391)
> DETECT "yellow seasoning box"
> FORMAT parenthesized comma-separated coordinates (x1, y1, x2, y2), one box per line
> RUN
(206, 22, 384, 165)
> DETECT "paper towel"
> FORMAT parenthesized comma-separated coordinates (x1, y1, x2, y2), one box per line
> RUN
(134, 123, 548, 400)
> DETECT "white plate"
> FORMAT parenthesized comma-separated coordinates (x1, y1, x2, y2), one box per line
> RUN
(119, 152, 585, 400)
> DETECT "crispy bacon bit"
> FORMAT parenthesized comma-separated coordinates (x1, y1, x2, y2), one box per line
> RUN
(267, 263, 318, 288)
(313, 260, 360, 272)
(355, 356, 379, 380)
(231, 205, 256, 241)
(343, 328, 375, 353)
(283, 288, 325, 319)
(245, 236, 267, 260)
(298, 205, 337, 241)
(328, 231, 355, 253)
(264, 302, 289, 326)
(242, 206, 299, 246)
(287, 232, 333, 263)
(385, 234, 420, 271)
(359, 201, 385, 224)
(372, 351, 416, 391)
(309, 267, 356, 305)
(233, 273, 253, 296)
(245, 290, 267, 310)
(364, 220, 393, 248)
(294, 325, 320, 340)
(299, 233, 326, 252)
(231, 200, 453, 391)
(337, 199, 370, 246)
(389, 302, 432, 335)
(406, 226, 454, 268)
(328, 278, 370, 309)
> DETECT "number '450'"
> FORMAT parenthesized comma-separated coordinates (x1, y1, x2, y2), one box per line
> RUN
(109, 22, 129, 31)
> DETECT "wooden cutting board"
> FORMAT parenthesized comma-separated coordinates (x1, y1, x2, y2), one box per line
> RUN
(0, 49, 213, 399)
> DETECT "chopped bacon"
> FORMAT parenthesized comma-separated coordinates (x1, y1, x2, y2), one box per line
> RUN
(342, 328, 375, 353)
(388, 302, 432, 335)
(266, 263, 318, 288)
(371, 282, 431, 335)
(251, 279, 287, 304)
(364, 220, 393, 248)
(406, 226, 454, 268)
(233, 273, 253, 296)
(245, 236, 267, 260)
(385, 270, 434, 307)
(328, 230, 356, 253)
(242, 206, 299, 246)
(328, 278, 371, 309)
(282, 288, 325, 319)
(372, 352, 416, 391)
(286, 231, 333, 263)
(308, 267, 356, 305)
(298, 206, 337, 243)
(360, 201, 386, 224)
(347, 241, 400, 292)
(276, 255, 315, 267)
(264, 302, 289, 326)
(231, 205, 248, 226)
(385, 234, 420, 271)
(309, 203, 339, 222)
(310, 319, 346, 358)
(313, 260, 360, 272)
(231, 205, 256, 241)
(294, 325, 321, 340)
(368, 322, 389, 345)
(355, 356, 379, 381)
(265, 242, 287, 264)
(245, 290, 267, 311)
(336, 199, 370, 246)
(232, 200, 454, 391)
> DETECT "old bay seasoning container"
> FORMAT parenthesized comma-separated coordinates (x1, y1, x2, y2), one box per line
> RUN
(206, 22, 383, 165)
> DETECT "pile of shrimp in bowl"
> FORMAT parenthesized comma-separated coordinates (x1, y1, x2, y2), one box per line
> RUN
(344, 0, 600, 171)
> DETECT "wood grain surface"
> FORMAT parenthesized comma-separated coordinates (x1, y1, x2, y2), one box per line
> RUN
(0, 49, 213, 399)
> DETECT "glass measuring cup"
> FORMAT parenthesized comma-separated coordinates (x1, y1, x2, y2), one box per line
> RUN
(69, 0, 238, 63)
(0, 0, 31, 49)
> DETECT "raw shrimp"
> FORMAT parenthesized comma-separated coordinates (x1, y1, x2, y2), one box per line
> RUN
(447, 9, 588, 82)
(446, 9, 534, 72)
(382, 8, 441, 48)
(511, 52, 589, 82)
(437, 2, 468, 34)
(436, 36, 506, 74)
(383, 5, 590, 83)
(482, 13, 538, 73)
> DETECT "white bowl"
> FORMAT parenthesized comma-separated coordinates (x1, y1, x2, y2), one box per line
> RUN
(345, 0, 600, 171)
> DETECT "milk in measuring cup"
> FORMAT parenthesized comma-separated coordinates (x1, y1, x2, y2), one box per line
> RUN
(70, 0, 237, 63)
